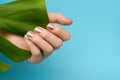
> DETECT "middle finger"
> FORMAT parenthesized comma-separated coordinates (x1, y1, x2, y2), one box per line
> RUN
(34, 27, 63, 49)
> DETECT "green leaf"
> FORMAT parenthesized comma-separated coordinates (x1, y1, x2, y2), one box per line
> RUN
(0, 0, 49, 62)
(0, 61, 11, 72)
(0, 0, 49, 36)
(0, 34, 31, 62)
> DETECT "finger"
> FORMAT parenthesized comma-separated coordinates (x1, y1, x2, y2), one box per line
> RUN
(26, 31, 54, 58)
(47, 24, 71, 41)
(24, 35, 43, 63)
(48, 13, 73, 25)
(34, 27, 63, 49)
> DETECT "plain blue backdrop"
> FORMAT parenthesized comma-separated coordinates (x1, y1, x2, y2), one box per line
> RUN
(0, 0, 120, 80)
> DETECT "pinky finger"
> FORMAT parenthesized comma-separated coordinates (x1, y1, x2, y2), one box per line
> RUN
(24, 35, 43, 63)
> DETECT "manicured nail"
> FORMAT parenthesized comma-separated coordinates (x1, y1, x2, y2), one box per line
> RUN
(24, 35, 29, 40)
(47, 24, 54, 30)
(26, 31, 34, 38)
(34, 27, 42, 33)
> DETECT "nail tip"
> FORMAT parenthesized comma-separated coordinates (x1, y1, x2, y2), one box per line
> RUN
(34, 27, 42, 33)
(26, 32, 34, 37)
(47, 24, 54, 30)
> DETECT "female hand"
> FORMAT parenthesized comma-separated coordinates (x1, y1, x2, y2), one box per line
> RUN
(1, 13, 72, 63)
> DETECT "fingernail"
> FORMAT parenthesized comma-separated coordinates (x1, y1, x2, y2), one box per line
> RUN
(26, 31, 34, 38)
(24, 35, 29, 40)
(47, 24, 54, 30)
(34, 27, 42, 33)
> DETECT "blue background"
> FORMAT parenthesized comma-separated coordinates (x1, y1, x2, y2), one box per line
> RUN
(0, 0, 120, 80)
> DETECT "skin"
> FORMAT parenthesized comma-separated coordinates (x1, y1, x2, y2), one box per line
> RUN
(0, 13, 72, 63)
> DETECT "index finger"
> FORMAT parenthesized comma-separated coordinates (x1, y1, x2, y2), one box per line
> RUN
(48, 13, 73, 25)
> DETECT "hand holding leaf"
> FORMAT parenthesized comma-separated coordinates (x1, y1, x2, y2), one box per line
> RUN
(0, 0, 72, 72)
(0, 0, 48, 62)
(0, 0, 48, 71)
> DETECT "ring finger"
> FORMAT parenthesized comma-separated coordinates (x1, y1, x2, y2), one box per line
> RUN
(25, 31, 54, 58)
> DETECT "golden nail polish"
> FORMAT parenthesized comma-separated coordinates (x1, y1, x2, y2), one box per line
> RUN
(47, 24, 54, 30)
(26, 32, 34, 38)
(35, 27, 42, 33)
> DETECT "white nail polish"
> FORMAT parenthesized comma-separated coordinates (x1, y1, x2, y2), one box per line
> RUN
(47, 24, 54, 30)
(35, 27, 42, 33)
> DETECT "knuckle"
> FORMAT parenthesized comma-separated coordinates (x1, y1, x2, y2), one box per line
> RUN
(33, 38, 38, 43)
(55, 39, 63, 48)
(42, 30, 49, 38)
(46, 46, 54, 53)
(32, 36, 40, 43)
(33, 50, 41, 56)
(55, 27, 62, 34)
(64, 32, 71, 40)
